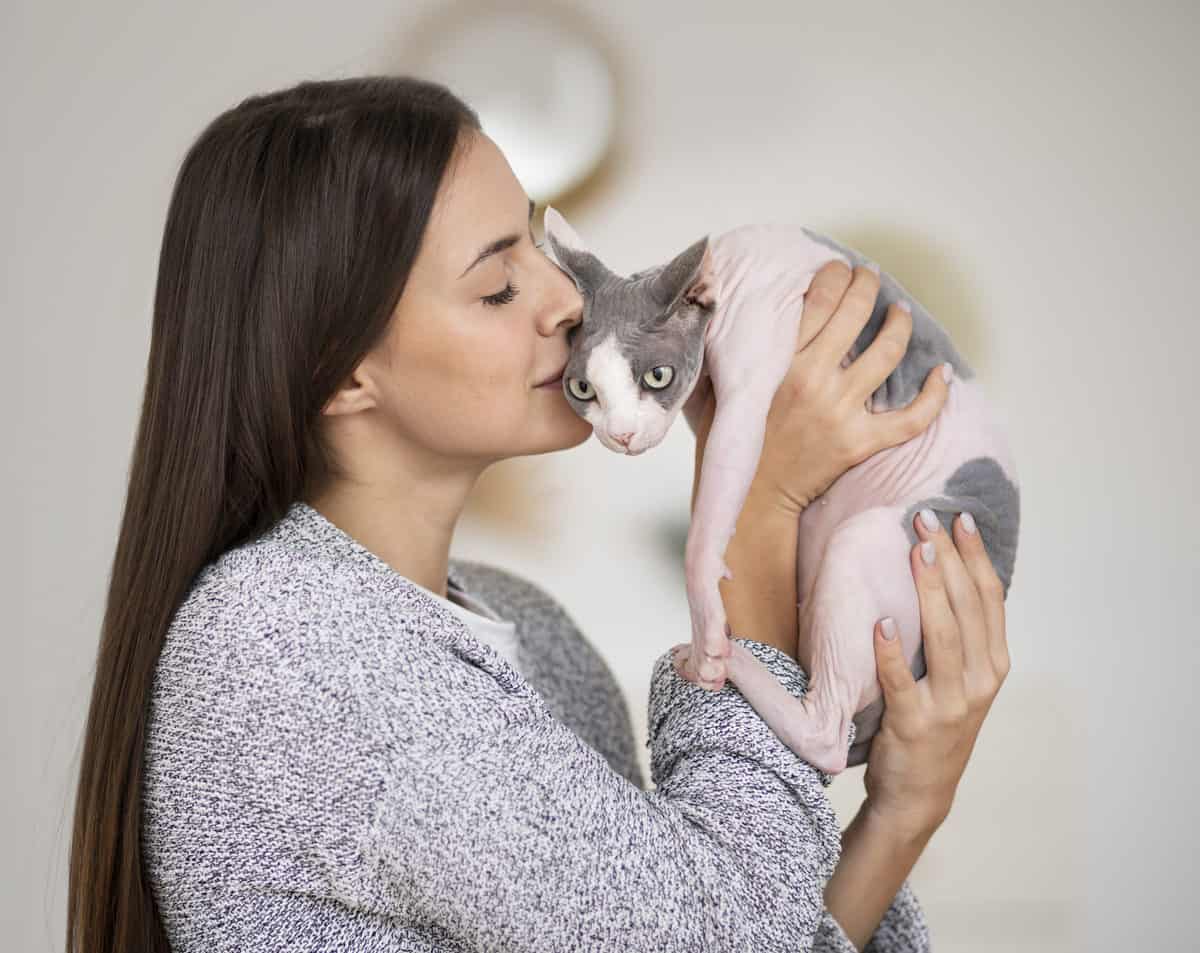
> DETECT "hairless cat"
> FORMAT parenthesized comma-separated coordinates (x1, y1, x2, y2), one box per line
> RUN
(542, 207, 1020, 775)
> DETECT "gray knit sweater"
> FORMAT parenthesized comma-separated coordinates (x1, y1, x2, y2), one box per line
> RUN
(141, 501, 932, 951)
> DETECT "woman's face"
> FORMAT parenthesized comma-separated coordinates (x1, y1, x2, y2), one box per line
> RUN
(338, 131, 590, 467)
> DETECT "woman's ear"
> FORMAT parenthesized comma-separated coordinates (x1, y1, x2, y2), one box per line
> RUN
(321, 361, 378, 417)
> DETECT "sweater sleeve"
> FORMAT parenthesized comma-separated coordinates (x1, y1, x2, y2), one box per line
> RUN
(341, 635, 930, 952)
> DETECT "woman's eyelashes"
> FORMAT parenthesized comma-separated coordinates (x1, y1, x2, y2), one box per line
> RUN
(480, 241, 545, 308)
(482, 281, 519, 307)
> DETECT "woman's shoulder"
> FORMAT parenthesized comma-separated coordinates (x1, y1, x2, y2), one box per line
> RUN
(169, 530, 374, 639)
(169, 501, 453, 647)
(150, 519, 513, 766)
(158, 506, 470, 722)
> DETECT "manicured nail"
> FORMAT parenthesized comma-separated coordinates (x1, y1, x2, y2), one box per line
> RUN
(919, 508, 940, 533)
(961, 512, 977, 534)
(921, 541, 936, 565)
(881, 617, 897, 641)
(896, 300, 911, 313)
(865, 261, 880, 275)
(942, 362, 953, 383)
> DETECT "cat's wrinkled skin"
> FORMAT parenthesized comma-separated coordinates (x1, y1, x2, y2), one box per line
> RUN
(543, 207, 1019, 775)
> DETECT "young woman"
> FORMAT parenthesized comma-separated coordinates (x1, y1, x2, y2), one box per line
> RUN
(67, 76, 1010, 952)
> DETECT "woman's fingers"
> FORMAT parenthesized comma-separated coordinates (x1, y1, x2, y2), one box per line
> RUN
(912, 510, 991, 703)
(873, 617, 922, 729)
(795, 260, 855, 354)
(809, 264, 884, 366)
(953, 514, 1011, 681)
(867, 363, 952, 452)
(908, 529, 968, 714)
(846, 299, 913, 399)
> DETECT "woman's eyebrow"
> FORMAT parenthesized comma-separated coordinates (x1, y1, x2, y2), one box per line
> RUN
(458, 198, 536, 279)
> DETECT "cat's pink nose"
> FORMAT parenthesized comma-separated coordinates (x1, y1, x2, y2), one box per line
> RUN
(613, 432, 633, 447)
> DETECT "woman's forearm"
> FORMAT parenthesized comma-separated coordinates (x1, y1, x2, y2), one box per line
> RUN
(716, 493, 802, 660)
(690, 424, 804, 660)
(824, 801, 935, 950)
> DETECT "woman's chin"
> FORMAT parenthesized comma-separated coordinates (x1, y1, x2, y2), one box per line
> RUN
(546, 410, 592, 451)
(560, 414, 593, 447)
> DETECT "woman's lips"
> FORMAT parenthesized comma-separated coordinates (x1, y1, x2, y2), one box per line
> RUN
(536, 375, 563, 389)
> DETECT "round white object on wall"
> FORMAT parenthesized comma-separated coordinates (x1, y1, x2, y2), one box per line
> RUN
(400, 1, 617, 204)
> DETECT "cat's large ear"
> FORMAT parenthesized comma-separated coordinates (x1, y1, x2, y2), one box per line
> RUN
(543, 205, 615, 295)
(650, 237, 718, 313)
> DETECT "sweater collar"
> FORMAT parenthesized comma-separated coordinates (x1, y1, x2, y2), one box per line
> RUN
(261, 500, 535, 702)
(267, 500, 470, 594)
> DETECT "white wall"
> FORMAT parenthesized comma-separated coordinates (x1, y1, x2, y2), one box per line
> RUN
(3, 1, 1195, 950)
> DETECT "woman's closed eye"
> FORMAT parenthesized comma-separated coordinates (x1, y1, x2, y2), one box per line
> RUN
(480, 241, 545, 308)
(482, 282, 519, 307)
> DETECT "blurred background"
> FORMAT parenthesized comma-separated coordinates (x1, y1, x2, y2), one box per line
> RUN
(3, 1, 1196, 950)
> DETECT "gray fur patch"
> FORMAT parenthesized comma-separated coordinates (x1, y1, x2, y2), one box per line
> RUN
(899, 456, 1021, 596)
(799, 228, 975, 410)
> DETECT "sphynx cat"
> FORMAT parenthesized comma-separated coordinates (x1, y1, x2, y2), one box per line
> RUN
(542, 207, 1020, 775)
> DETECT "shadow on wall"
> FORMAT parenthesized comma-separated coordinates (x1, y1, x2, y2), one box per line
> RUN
(834, 222, 990, 374)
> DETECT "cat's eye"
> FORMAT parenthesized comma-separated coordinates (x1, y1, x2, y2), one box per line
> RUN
(642, 366, 674, 390)
(566, 377, 595, 401)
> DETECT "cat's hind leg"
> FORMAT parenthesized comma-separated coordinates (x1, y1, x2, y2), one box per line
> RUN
(671, 634, 857, 776)
(794, 505, 924, 774)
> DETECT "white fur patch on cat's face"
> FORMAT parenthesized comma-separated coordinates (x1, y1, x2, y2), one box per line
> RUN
(579, 333, 675, 455)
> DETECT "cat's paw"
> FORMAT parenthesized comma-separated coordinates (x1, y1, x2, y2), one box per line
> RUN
(672, 641, 729, 691)
(672, 638, 724, 691)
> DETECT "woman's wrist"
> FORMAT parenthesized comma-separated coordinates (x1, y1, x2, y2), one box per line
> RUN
(824, 799, 936, 950)
(863, 794, 952, 847)
(714, 491, 802, 660)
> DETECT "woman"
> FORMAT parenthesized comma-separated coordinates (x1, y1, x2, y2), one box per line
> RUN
(67, 76, 1009, 952)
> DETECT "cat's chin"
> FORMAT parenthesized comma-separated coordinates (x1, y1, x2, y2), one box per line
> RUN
(598, 437, 647, 456)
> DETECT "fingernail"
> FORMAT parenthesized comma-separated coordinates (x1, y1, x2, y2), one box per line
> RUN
(896, 300, 911, 313)
(921, 541, 936, 565)
(942, 361, 953, 383)
(961, 511, 977, 534)
(881, 617, 897, 640)
(919, 508, 940, 533)
(865, 261, 880, 275)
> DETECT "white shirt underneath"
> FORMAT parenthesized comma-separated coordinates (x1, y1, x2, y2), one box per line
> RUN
(412, 576, 522, 674)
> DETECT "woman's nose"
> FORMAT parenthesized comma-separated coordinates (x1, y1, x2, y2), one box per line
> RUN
(541, 265, 583, 334)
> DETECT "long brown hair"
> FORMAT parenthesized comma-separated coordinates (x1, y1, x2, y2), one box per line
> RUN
(66, 76, 480, 952)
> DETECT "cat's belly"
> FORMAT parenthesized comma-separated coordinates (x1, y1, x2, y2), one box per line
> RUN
(794, 374, 1018, 683)
(810, 375, 1015, 519)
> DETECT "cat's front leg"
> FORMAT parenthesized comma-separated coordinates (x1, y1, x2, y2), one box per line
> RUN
(682, 383, 780, 691)
(679, 549, 734, 690)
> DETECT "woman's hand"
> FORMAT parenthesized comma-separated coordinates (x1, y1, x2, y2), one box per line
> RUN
(688, 260, 952, 516)
(863, 510, 1011, 841)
